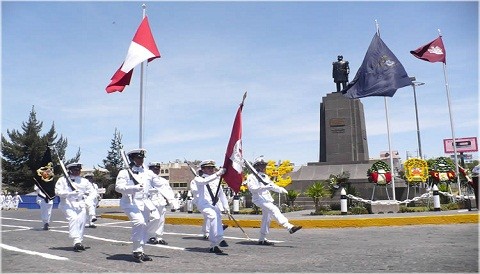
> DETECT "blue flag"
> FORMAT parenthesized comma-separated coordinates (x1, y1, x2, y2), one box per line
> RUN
(342, 34, 412, 99)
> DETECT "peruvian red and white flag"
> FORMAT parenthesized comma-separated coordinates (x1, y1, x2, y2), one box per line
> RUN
(410, 36, 446, 64)
(106, 16, 160, 93)
(221, 93, 247, 193)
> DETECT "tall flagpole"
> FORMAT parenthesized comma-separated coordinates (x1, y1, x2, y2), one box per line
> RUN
(375, 20, 396, 200)
(139, 4, 147, 148)
(438, 29, 461, 195)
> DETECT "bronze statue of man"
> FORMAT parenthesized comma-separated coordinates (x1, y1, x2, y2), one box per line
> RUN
(332, 55, 350, 92)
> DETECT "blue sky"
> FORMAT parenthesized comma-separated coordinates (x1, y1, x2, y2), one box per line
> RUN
(2, 1, 478, 169)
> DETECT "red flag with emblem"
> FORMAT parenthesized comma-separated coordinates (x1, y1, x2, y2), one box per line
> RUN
(410, 36, 446, 64)
(221, 93, 247, 193)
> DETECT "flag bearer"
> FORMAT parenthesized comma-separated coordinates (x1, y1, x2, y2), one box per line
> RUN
(192, 160, 228, 254)
(55, 163, 96, 252)
(246, 156, 302, 246)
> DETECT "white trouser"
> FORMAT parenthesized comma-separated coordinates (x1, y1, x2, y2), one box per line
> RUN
(86, 198, 97, 224)
(256, 201, 292, 241)
(37, 197, 53, 224)
(62, 207, 87, 245)
(150, 205, 166, 239)
(124, 206, 160, 253)
(199, 205, 223, 247)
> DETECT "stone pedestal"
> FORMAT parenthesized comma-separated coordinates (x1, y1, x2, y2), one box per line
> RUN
(367, 201, 400, 214)
(319, 92, 369, 163)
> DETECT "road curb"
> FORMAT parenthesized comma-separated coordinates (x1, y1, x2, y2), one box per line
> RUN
(100, 212, 479, 229)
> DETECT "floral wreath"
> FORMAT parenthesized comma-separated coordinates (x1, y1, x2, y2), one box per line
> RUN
(367, 161, 392, 185)
(429, 157, 455, 184)
(403, 158, 429, 184)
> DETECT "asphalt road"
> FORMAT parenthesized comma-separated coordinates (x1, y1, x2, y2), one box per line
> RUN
(1, 208, 478, 273)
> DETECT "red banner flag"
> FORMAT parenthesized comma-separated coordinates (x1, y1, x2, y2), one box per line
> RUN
(410, 36, 446, 64)
(106, 16, 161, 93)
(221, 93, 247, 193)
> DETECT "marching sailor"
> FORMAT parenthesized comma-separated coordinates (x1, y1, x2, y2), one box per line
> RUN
(55, 163, 96, 252)
(192, 160, 228, 254)
(34, 184, 54, 230)
(246, 156, 302, 245)
(115, 149, 161, 262)
(147, 161, 180, 245)
(84, 173, 99, 228)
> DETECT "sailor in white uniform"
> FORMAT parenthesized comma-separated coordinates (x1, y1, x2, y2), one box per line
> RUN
(55, 163, 96, 252)
(34, 185, 54, 230)
(84, 173, 99, 228)
(246, 156, 302, 245)
(147, 162, 179, 245)
(192, 160, 228, 254)
(115, 149, 161, 262)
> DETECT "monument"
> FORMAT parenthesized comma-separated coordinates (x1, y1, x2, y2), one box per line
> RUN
(318, 55, 369, 163)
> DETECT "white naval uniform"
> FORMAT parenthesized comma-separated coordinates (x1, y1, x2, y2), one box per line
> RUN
(192, 172, 226, 248)
(5, 194, 13, 210)
(246, 173, 293, 241)
(85, 181, 99, 225)
(12, 194, 23, 210)
(55, 175, 95, 245)
(115, 166, 161, 253)
(149, 175, 179, 240)
(35, 185, 54, 225)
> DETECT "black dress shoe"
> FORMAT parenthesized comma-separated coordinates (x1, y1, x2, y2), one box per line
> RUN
(73, 243, 85, 252)
(258, 240, 275, 246)
(43, 223, 49, 230)
(289, 225, 302, 234)
(209, 246, 223, 254)
(148, 237, 158, 244)
(88, 224, 97, 228)
(219, 240, 229, 247)
(222, 224, 229, 230)
(202, 235, 209, 240)
(133, 252, 143, 262)
(141, 253, 153, 261)
(91, 217, 97, 222)
(133, 252, 152, 262)
(157, 239, 168, 245)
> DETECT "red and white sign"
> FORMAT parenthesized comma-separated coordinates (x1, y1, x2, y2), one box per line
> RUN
(443, 137, 478, 153)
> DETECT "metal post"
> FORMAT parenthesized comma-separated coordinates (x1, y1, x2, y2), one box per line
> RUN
(409, 77, 425, 159)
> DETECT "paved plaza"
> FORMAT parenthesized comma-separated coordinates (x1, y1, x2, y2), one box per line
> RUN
(1, 208, 478, 273)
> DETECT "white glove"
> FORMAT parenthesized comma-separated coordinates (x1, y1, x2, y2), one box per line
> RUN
(279, 187, 288, 194)
(215, 168, 226, 177)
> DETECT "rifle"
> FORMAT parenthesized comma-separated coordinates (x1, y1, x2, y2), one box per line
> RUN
(184, 159, 198, 176)
(118, 146, 141, 186)
(51, 145, 77, 191)
(243, 159, 268, 186)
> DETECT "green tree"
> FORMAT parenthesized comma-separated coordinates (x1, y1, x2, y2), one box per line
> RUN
(285, 189, 300, 207)
(98, 128, 124, 198)
(304, 181, 331, 213)
(1, 106, 79, 194)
